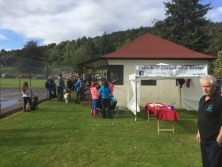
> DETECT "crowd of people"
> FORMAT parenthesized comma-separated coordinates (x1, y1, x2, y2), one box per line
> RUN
(45, 74, 79, 101)
(74, 76, 115, 119)
(21, 74, 113, 112)
(43, 74, 115, 119)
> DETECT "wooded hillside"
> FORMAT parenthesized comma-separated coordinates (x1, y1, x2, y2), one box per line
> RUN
(0, 0, 222, 73)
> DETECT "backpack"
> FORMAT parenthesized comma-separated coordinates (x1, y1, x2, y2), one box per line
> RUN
(110, 97, 117, 106)
(79, 81, 85, 90)
(45, 81, 49, 89)
(57, 77, 64, 87)
(67, 80, 73, 88)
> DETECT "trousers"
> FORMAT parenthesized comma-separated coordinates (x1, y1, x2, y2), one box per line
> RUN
(200, 141, 222, 167)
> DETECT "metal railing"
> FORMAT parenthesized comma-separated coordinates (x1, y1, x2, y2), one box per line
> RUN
(0, 56, 75, 116)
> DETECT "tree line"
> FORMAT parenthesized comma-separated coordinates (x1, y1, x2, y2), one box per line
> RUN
(0, 0, 222, 75)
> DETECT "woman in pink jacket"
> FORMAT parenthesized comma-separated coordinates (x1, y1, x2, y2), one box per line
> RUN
(90, 82, 99, 118)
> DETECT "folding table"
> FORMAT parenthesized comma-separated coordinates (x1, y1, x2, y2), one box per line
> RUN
(145, 103, 179, 134)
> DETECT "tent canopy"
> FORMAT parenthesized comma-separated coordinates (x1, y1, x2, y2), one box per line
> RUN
(127, 64, 208, 116)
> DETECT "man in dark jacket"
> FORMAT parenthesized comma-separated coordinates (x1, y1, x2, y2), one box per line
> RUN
(45, 76, 55, 100)
(57, 74, 65, 101)
(66, 77, 73, 99)
(196, 75, 222, 167)
(75, 78, 85, 104)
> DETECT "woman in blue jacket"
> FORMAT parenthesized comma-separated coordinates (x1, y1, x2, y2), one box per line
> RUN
(98, 80, 112, 119)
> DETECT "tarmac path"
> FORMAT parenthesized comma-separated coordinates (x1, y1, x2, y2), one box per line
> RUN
(0, 88, 47, 117)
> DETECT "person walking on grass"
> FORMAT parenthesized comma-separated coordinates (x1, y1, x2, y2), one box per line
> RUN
(22, 81, 32, 112)
(98, 80, 112, 119)
(75, 78, 85, 104)
(57, 74, 65, 101)
(66, 77, 73, 99)
(45, 76, 54, 100)
(196, 75, 222, 167)
(90, 82, 99, 118)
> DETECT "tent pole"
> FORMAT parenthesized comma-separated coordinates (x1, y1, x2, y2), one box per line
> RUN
(180, 87, 181, 109)
(127, 79, 129, 104)
(177, 81, 181, 110)
(135, 76, 137, 121)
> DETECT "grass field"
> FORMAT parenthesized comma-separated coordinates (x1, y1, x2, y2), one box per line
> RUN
(0, 92, 202, 167)
(0, 78, 46, 88)
(0, 67, 62, 78)
(0, 66, 66, 88)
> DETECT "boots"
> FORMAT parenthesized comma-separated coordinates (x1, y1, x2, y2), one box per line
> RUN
(23, 105, 26, 112)
(93, 110, 98, 118)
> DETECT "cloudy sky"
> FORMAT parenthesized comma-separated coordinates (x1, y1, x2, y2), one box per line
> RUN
(0, 0, 221, 51)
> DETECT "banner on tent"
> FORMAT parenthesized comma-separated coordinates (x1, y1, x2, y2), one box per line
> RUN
(135, 65, 208, 78)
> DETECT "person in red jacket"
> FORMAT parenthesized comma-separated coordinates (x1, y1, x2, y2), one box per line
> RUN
(108, 80, 114, 97)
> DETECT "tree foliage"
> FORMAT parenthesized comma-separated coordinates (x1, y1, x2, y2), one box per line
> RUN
(205, 22, 222, 56)
(22, 40, 44, 61)
(0, 2, 221, 76)
(214, 51, 222, 78)
(153, 0, 212, 53)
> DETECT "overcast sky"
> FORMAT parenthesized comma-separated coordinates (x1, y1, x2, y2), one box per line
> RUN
(0, 0, 221, 51)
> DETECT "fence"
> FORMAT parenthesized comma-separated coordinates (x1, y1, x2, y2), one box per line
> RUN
(0, 56, 75, 117)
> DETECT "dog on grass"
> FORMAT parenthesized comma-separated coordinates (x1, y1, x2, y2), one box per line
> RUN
(26, 103, 31, 111)
(31, 96, 38, 110)
(64, 93, 69, 103)
(25, 96, 38, 111)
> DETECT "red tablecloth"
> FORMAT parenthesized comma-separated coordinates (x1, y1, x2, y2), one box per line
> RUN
(145, 103, 179, 121)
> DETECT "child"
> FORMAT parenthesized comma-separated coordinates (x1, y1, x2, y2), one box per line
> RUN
(90, 82, 99, 118)
(22, 81, 32, 112)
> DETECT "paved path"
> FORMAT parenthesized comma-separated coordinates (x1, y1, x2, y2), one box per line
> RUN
(0, 88, 47, 117)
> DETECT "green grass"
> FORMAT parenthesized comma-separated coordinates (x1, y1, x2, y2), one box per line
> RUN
(0, 67, 19, 76)
(0, 78, 46, 88)
(0, 67, 62, 77)
(0, 93, 202, 167)
(0, 66, 65, 88)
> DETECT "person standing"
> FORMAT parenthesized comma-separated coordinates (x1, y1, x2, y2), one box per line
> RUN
(73, 77, 78, 91)
(90, 82, 99, 118)
(57, 74, 65, 101)
(196, 75, 222, 167)
(108, 80, 114, 97)
(66, 77, 73, 99)
(75, 78, 84, 104)
(45, 76, 54, 100)
(98, 80, 112, 119)
(97, 77, 102, 86)
(51, 78, 57, 98)
(22, 81, 32, 112)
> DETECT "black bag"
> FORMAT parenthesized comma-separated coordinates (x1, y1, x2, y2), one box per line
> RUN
(79, 81, 85, 91)
(51, 91, 56, 98)
(45, 81, 49, 89)
(67, 80, 73, 88)
(57, 77, 64, 87)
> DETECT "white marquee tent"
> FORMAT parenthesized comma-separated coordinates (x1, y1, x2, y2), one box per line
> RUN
(127, 64, 208, 120)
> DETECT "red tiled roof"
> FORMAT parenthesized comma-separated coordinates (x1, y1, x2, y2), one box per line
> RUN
(103, 33, 215, 60)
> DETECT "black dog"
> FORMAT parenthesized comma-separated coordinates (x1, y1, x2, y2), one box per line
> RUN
(31, 96, 38, 110)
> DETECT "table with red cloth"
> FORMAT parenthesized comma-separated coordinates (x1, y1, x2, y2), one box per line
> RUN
(145, 102, 179, 134)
